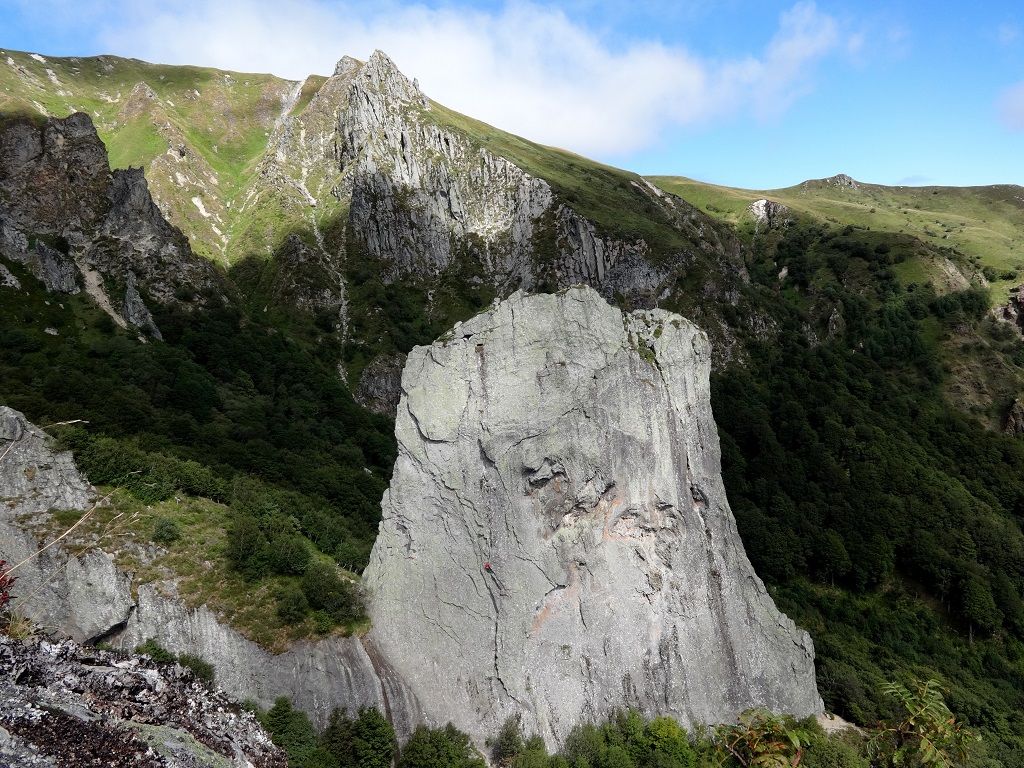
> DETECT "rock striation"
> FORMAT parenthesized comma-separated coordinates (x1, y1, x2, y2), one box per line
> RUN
(363, 286, 822, 747)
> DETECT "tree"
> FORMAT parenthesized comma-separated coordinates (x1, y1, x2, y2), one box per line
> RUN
(712, 709, 809, 768)
(645, 715, 696, 768)
(320, 708, 356, 768)
(264, 697, 318, 768)
(866, 679, 978, 768)
(353, 707, 396, 768)
(959, 575, 1001, 643)
(302, 561, 362, 624)
(397, 723, 486, 768)
(816, 530, 852, 586)
(492, 715, 525, 765)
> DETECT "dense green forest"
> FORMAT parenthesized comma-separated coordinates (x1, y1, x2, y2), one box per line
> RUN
(710, 222, 1024, 764)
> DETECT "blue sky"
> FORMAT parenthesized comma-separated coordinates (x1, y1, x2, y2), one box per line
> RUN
(2, 0, 1023, 189)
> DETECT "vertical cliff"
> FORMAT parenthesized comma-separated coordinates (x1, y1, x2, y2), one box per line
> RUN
(0, 112, 227, 337)
(362, 287, 821, 747)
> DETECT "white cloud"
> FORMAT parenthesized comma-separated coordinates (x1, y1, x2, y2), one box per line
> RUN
(25, 0, 848, 157)
(998, 81, 1024, 132)
(998, 23, 1020, 46)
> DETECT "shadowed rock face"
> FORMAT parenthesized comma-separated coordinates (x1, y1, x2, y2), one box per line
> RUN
(0, 113, 226, 336)
(363, 286, 821, 748)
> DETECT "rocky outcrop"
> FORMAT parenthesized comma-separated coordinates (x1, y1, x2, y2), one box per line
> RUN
(0, 112, 226, 336)
(0, 406, 420, 737)
(749, 199, 789, 232)
(343, 52, 553, 285)
(354, 353, 408, 417)
(1004, 398, 1024, 436)
(363, 287, 822, 748)
(116, 584, 420, 735)
(0, 635, 286, 768)
(0, 406, 134, 644)
(996, 284, 1024, 336)
(0, 406, 94, 517)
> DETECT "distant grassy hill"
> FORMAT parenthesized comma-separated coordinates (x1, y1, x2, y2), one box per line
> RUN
(650, 174, 1024, 303)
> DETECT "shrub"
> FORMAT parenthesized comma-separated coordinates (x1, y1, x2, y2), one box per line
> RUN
(312, 609, 334, 634)
(264, 697, 318, 768)
(178, 652, 216, 685)
(712, 709, 809, 768)
(866, 679, 978, 768)
(302, 562, 361, 624)
(271, 533, 312, 575)
(135, 637, 176, 664)
(492, 715, 524, 765)
(353, 706, 397, 768)
(227, 515, 271, 579)
(398, 723, 485, 768)
(152, 516, 182, 544)
(276, 581, 310, 624)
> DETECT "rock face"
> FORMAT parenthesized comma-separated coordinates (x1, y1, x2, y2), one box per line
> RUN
(749, 199, 789, 232)
(0, 112, 226, 335)
(0, 635, 286, 768)
(0, 406, 420, 737)
(363, 286, 822, 747)
(116, 584, 421, 736)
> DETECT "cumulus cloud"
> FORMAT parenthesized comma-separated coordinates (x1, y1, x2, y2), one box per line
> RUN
(998, 81, 1024, 132)
(17, 0, 848, 157)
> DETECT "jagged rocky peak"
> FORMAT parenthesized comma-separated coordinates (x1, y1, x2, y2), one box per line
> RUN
(362, 286, 822, 748)
(353, 50, 429, 109)
(0, 111, 226, 335)
(334, 54, 362, 77)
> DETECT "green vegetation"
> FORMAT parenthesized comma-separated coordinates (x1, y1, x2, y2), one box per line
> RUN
(707, 219, 1024, 762)
(0, 265, 391, 644)
(398, 724, 486, 768)
(260, 700, 396, 768)
(0, 48, 308, 263)
(866, 680, 977, 768)
(650, 176, 1024, 304)
(134, 637, 216, 684)
(5, 43, 1024, 768)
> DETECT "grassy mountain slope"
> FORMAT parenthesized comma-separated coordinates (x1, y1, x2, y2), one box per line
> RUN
(0, 48, 303, 263)
(650, 175, 1024, 302)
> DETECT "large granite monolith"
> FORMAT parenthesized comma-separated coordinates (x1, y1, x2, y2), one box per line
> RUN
(363, 286, 821, 747)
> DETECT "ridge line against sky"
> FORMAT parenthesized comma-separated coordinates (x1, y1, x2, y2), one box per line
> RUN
(2, 0, 1023, 189)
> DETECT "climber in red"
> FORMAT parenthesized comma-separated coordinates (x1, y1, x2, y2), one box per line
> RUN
(484, 561, 504, 592)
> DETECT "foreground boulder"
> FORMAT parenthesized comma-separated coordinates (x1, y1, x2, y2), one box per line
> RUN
(0, 635, 286, 768)
(363, 286, 821, 747)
